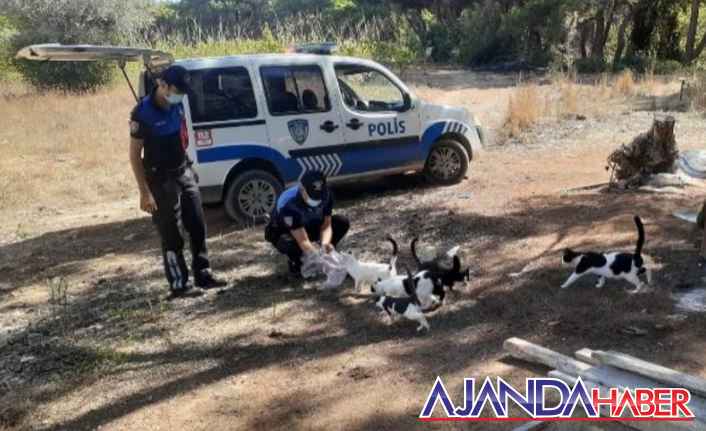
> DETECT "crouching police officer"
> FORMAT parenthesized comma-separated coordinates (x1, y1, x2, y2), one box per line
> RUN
(129, 65, 226, 296)
(265, 171, 349, 274)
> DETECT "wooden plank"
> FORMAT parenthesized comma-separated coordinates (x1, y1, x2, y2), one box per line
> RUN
(504, 337, 592, 376)
(511, 421, 547, 431)
(575, 348, 603, 366)
(575, 364, 706, 420)
(592, 351, 706, 398)
(549, 370, 706, 431)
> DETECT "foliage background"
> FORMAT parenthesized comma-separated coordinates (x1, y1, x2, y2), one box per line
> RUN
(3, 0, 706, 89)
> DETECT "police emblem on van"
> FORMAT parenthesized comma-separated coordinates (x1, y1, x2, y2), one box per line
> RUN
(288, 119, 309, 145)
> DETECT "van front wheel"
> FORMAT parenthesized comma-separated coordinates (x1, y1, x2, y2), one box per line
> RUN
(424, 140, 469, 185)
(224, 170, 283, 223)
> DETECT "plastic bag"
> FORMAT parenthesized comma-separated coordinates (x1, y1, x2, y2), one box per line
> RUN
(301, 250, 324, 279)
(299, 250, 348, 288)
(321, 251, 348, 289)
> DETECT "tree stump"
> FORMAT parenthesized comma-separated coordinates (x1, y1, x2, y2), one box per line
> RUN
(607, 116, 679, 188)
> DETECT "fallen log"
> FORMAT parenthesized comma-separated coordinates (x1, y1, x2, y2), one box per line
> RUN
(504, 337, 591, 376)
(592, 351, 706, 398)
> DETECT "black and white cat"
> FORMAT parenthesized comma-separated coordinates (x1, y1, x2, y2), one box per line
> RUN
(561, 216, 652, 293)
(372, 256, 467, 310)
(411, 237, 471, 291)
(375, 268, 430, 332)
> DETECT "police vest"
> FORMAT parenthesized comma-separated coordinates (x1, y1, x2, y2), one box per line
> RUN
(130, 95, 186, 171)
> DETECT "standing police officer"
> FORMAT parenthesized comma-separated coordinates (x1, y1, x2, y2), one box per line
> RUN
(129, 65, 226, 296)
(265, 171, 350, 274)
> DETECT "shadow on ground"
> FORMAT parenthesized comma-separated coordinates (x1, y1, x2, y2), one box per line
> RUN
(3, 179, 706, 431)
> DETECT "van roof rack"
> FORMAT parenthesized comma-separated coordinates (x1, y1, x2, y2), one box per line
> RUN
(294, 42, 337, 55)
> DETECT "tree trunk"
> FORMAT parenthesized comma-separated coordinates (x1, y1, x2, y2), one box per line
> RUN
(613, 11, 629, 68)
(592, 9, 606, 59)
(684, 0, 706, 64)
(685, 0, 700, 62)
(591, 0, 617, 60)
(629, 0, 659, 54)
(578, 20, 594, 58)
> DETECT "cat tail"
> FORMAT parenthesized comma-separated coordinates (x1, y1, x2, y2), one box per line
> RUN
(410, 237, 422, 267)
(634, 216, 645, 257)
(386, 235, 399, 258)
(386, 235, 399, 273)
(446, 245, 461, 258)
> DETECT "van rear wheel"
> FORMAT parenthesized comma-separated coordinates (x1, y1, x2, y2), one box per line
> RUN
(424, 139, 469, 185)
(224, 170, 282, 223)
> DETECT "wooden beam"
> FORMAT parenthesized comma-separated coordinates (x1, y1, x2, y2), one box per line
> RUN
(574, 364, 706, 419)
(511, 421, 547, 431)
(504, 337, 592, 376)
(575, 348, 603, 366)
(592, 351, 706, 398)
(549, 370, 706, 431)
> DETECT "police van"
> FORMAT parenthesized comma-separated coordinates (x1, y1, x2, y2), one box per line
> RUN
(17, 43, 485, 222)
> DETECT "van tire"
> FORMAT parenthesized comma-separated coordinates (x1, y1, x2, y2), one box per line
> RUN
(224, 170, 283, 223)
(424, 139, 469, 185)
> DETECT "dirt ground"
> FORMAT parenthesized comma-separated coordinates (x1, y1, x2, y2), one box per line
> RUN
(3, 70, 706, 431)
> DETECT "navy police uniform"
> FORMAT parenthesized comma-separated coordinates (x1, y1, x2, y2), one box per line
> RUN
(130, 93, 211, 290)
(265, 181, 350, 270)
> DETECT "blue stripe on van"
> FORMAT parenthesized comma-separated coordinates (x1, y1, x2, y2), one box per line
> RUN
(194, 122, 454, 184)
(196, 145, 301, 182)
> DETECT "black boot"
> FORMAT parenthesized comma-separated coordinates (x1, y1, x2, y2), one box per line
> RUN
(195, 269, 228, 289)
(288, 259, 302, 277)
(168, 281, 201, 299)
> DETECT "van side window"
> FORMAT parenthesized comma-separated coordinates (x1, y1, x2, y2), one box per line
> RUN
(188, 67, 258, 123)
(261, 65, 330, 116)
(335, 64, 405, 112)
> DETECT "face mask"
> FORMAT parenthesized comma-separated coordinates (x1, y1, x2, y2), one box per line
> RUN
(167, 93, 184, 105)
(304, 196, 322, 208)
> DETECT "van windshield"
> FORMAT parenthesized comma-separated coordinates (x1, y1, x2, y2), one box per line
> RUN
(334, 64, 405, 112)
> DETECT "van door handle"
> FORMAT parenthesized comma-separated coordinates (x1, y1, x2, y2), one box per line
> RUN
(320, 121, 339, 133)
(345, 119, 364, 130)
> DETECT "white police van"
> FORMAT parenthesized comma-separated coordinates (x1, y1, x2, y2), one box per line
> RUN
(17, 43, 485, 222)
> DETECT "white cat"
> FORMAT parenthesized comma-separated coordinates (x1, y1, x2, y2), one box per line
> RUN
(340, 236, 398, 291)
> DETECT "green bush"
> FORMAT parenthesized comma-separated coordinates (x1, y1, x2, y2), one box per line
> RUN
(0, 17, 17, 80)
(614, 54, 650, 73)
(575, 57, 608, 74)
(427, 22, 459, 63)
(5, 0, 153, 91)
(653, 59, 684, 75)
(459, 2, 516, 65)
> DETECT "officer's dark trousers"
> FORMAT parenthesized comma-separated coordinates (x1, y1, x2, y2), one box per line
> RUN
(147, 168, 210, 289)
(265, 215, 350, 265)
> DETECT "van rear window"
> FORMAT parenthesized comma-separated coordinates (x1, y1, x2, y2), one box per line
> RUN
(188, 67, 258, 123)
(260, 65, 330, 116)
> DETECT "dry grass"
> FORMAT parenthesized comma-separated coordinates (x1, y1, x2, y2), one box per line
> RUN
(504, 84, 544, 138)
(687, 73, 706, 111)
(499, 70, 680, 141)
(0, 84, 135, 215)
(614, 70, 636, 96)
